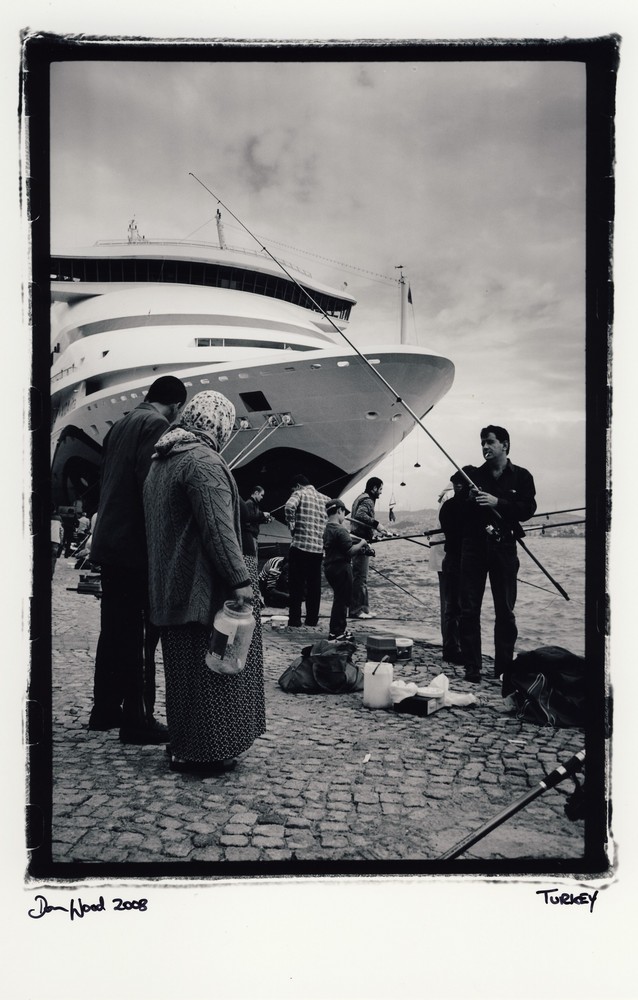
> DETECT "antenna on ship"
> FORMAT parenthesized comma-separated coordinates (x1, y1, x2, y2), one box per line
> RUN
(395, 265, 412, 345)
(216, 208, 227, 250)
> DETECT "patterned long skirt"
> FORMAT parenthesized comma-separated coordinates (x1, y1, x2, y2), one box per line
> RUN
(160, 557, 266, 764)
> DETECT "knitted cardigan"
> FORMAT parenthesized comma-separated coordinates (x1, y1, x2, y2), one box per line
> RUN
(143, 440, 250, 627)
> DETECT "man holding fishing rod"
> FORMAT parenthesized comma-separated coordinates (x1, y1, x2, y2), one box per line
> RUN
(456, 425, 537, 684)
(348, 477, 393, 620)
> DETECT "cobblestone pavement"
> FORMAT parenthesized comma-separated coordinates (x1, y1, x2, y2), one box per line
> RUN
(48, 557, 585, 868)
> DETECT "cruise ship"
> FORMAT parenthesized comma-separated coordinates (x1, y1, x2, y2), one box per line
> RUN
(50, 218, 455, 518)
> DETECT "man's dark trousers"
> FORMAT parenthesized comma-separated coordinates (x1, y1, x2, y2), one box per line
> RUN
(440, 554, 462, 662)
(92, 563, 155, 728)
(459, 536, 519, 677)
(288, 547, 323, 627)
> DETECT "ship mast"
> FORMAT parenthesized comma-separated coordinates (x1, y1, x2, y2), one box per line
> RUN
(395, 265, 408, 344)
(216, 208, 227, 249)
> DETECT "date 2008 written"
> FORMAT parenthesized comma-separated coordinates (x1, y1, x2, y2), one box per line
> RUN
(28, 894, 147, 920)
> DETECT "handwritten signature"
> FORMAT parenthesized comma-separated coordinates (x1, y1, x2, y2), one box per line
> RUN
(28, 894, 148, 920)
(536, 888, 598, 913)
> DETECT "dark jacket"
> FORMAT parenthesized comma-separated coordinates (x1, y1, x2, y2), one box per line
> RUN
(90, 402, 169, 569)
(459, 460, 537, 541)
(240, 497, 269, 557)
(438, 494, 465, 559)
(349, 493, 379, 542)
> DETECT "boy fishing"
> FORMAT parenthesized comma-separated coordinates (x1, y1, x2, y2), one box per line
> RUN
(323, 499, 371, 641)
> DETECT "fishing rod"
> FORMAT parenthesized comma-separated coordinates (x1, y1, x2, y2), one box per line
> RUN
(439, 749, 585, 860)
(524, 519, 585, 532)
(368, 564, 430, 607)
(346, 514, 445, 540)
(534, 507, 585, 519)
(190, 176, 569, 599)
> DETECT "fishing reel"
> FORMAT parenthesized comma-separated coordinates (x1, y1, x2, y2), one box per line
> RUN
(485, 524, 506, 542)
(364, 545, 376, 558)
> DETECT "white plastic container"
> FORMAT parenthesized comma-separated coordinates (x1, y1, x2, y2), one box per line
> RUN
(363, 658, 394, 709)
(205, 600, 255, 675)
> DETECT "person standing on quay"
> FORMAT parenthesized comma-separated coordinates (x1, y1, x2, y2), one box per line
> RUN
(240, 486, 272, 615)
(240, 485, 272, 562)
(349, 477, 389, 620)
(88, 374, 187, 741)
(284, 474, 330, 629)
(143, 390, 265, 774)
(457, 425, 537, 684)
(323, 498, 368, 641)
(437, 472, 466, 666)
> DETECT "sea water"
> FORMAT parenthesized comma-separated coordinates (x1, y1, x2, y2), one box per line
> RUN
(372, 536, 586, 658)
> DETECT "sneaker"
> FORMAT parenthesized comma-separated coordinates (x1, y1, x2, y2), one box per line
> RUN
(351, 611, 375, 620)
(329, 630, 355, 641)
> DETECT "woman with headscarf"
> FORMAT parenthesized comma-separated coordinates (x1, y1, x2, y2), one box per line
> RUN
(143, 390, 266, 774)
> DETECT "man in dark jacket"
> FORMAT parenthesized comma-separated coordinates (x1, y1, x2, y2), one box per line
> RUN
(239, 485, 272, 558)
(457, 425, 537, 684)
(88, 375, 187, 741)
(349, 477, 389, 619)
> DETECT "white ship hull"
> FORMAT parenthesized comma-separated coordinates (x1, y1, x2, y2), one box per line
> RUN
(50, 237, 454, 514)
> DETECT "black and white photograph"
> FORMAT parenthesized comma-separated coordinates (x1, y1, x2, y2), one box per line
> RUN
(6, 6, 637, 998)
(33, 36, 607, 872)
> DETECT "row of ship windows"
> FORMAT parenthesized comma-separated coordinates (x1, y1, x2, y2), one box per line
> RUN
(50, 257, 353, 321)
(51, 338, 316, 374)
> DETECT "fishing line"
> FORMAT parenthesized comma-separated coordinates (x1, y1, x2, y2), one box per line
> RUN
(518, 577, 560, 597)
(368, 564, 430, 607)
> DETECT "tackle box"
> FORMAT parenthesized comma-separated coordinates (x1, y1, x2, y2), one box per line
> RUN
(366, 635, 413, 663)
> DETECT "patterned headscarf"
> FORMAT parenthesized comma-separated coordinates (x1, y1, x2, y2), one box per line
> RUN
(154, 390, 236, 456)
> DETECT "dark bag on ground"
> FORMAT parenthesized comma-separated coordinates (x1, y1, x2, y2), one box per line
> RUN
(278, 638, 363, 694)
(508, 645, 585, 727)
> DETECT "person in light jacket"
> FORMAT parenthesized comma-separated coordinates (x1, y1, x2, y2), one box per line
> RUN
(143, 390, 266, 775)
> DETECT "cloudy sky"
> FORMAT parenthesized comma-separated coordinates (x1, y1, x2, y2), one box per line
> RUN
(50, 52, 587, 514)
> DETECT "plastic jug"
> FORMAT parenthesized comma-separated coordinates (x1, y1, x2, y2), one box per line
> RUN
(205, 600, 255, 675)
(363, 657, 394, 709)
